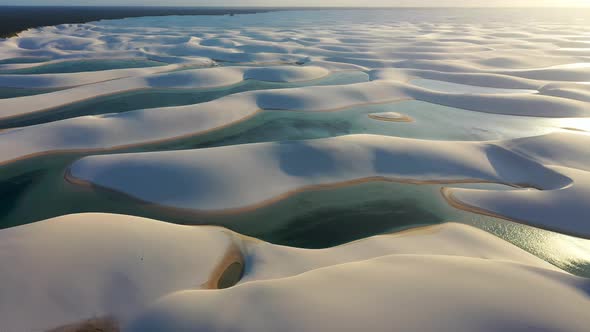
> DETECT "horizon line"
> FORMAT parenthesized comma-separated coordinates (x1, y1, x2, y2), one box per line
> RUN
(1, 5, 590, 9)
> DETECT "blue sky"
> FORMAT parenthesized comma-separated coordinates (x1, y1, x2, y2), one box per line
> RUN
(1, 0, 588, 6)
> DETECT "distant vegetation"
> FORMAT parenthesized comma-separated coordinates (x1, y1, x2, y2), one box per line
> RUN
(0, 32, 19, 39)
(0, 6, 275, 38)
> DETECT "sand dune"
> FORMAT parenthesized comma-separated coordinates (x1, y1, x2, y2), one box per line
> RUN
(1, 9, 590, 332)
(2, 77, 589, 166)
(65, 134, 570, 212)
(67, 133, 590, 238)
(129, 255, 589, 332)
(0, 213, 579, 331)
(446, 166, 590, 238)
(0, 63, 181, 88)
(0, 65, 331, 120)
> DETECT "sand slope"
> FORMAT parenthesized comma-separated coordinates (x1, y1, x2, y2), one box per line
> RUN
(67, 133, 590, 238)
(128, 255, 589, 332)
(1, 213, 582, 332)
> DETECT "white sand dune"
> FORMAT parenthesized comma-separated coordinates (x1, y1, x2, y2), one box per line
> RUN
(1, 9, 590, 332)
(394, 69, 544, 89)
(402, 84, 589, 117)
(0, 81, 407, 165)
(128, 255, 589, 332)
(441, 132, 590, 237)
(409, 78, 538, 95)
(499, 65, 590, 82)
(446, 166, 590, 238)
(0, 10, 587, 126)
(67, 132, 590, 237)
(540, 82, 590, 102)
(2, 77, 589, 166)
(0, 65, 331, 120)
(0, 214, 238, 332)
(0, 64, 330, 90)
(64, 134, 572, 217)
(500, 132, 590, 171)
(0, 63, 182, 88)
(1, 213, 583, 332)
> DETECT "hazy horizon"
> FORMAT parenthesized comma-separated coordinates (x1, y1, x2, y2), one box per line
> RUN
(1, 0, 589, 8)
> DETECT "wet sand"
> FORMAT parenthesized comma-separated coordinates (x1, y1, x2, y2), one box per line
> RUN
(441, 186, 590, 239)
(65, 167, 517, 218)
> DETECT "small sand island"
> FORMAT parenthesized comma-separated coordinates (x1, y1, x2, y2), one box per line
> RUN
(368, 111, 413, 122)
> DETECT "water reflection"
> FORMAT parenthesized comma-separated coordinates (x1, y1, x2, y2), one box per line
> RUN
(466, 214, 590, 276)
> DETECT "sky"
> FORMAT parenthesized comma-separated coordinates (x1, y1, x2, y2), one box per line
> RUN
(1, 0, 589, 6)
